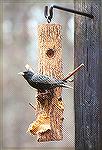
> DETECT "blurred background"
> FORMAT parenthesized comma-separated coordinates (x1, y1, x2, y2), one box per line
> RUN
(2, 0, 74, 149)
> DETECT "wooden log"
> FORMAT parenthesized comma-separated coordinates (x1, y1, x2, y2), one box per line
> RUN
(27, 24, 64, 142)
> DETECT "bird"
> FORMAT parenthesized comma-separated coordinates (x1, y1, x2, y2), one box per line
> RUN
(18, 65, 73, 91)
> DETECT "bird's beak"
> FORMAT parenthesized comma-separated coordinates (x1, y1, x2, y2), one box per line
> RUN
(18, 72, 24, 75)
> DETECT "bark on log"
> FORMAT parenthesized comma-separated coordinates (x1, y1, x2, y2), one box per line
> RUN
(27, 24, 64, 142)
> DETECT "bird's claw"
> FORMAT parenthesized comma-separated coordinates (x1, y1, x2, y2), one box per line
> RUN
(36, 91, 51, 98)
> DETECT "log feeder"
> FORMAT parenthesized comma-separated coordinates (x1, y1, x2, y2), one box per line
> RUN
(27, 24, 64, 142)
(26, 24, 84, 142)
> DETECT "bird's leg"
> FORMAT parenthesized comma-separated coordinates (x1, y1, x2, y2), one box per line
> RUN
(36, 89, 55, 97)
(36, 89, 54, 103)
(35, 90, 51, 98)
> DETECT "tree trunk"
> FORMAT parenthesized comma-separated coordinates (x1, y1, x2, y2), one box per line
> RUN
(74, 0, 102, 150)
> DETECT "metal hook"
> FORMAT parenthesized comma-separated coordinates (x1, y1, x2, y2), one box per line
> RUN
(44, 6, 53, 23)
(44, 6, 48, 19)
(44, 5, 94, 23)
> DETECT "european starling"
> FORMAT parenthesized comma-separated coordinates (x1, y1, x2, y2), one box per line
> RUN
(18, 70, 73, 91)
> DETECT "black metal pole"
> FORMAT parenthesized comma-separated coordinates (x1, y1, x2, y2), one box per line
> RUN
(53, 5, 94, 19)
(44, 5, 94, 23)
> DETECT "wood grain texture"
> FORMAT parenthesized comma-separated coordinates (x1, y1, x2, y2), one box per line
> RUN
(74, 0, 102, 150)
(37, 24, 64, 142)
(27, 24, 64, 142)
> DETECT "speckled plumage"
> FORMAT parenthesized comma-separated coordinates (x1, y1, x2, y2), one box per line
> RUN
(20, 70, 73, 91)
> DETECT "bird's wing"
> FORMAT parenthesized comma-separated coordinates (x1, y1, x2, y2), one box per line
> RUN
(31, 74, 63, 85)
(31, 74, 73, 89)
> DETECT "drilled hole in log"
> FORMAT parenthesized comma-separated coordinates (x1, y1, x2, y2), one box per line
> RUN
(46, 48, 55, 58)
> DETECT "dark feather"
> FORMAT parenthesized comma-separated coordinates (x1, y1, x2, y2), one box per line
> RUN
(21, 71, 73, 90)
